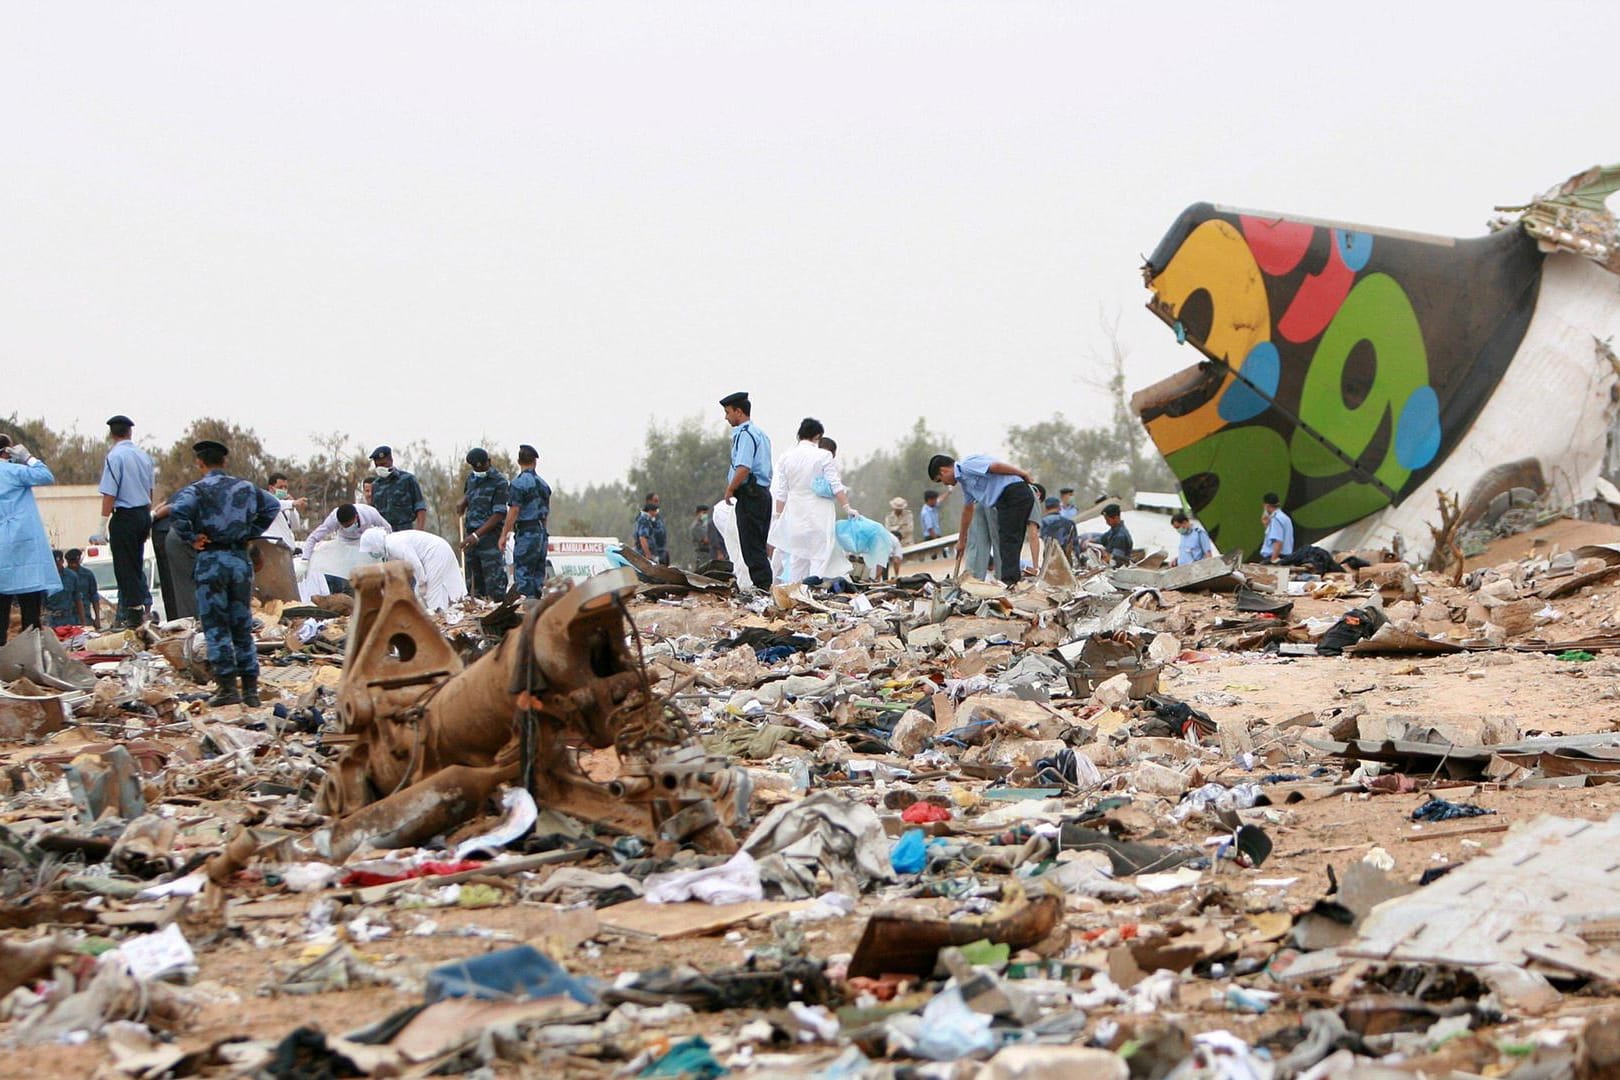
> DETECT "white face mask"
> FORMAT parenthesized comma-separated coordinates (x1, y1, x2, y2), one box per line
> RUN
(374, 466, 392, 478)
(471, 470, 487, 480)
(339, 524, 362, 541)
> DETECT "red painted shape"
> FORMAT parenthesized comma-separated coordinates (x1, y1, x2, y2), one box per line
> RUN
(1239, 215, 1314, 275)
(1277, 241, 1355, 343)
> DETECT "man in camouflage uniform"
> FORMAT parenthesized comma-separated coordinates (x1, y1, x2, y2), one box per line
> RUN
(368, 445, 426, 532)
(499, 444, 552, 598)
(168, 440, 279, 707)
(457, 447, 510, 599)
(634, 501, 663, 562)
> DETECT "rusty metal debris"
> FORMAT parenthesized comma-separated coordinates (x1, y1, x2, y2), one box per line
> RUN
(314, 563, 748, 860)
(16, 491, 1620, 1077)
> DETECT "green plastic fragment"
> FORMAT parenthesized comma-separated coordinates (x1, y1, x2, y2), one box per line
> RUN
(956, 938, 1010, 968)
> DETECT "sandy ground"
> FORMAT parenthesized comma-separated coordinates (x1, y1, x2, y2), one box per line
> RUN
(8, 522, 1620, 1077)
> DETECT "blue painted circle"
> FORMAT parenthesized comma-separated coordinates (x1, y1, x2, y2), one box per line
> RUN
(1218, 341, 1280, 423)
(1336, 230, 1373, 272)
(1394, 385, 1441, 470)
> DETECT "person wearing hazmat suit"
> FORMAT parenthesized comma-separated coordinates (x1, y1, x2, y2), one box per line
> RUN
(359, 527, 467, 612)
(0, 439, 62, 643)
(768, 418, 859, 584)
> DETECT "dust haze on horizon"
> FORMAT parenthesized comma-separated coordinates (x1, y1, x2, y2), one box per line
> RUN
(3, 1, 1615, 491)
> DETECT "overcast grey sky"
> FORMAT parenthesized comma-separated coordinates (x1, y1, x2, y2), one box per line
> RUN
(4, 2, 1615, 489)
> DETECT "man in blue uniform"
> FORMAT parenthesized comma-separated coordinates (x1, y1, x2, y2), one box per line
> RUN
(1170, 511, 1216, 566)
(457, 448, 510, 599)
(499, 444, 552, 598)
(720, 392, 774, 592)
(1038, 498, 1080, 565)
(67, 549, 100, 629)
(634, 501, 667, 563)
(45, 550, 78, 627)
(927, 452, 1036, 586)
(98, 415, 156, 627)
(919, 490, 944, 540)
(168, 440, 280, 707)
(1058, 488, 1081, 521)
(368, 446, 427, 532)
(1261, 493, 1295, 564)
(1085, 503, 1134, 566)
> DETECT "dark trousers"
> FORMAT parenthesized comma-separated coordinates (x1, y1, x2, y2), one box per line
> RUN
(0, 591, 44, 645)
(150, 515, 179, 620)
(733, 482, 773, 591)
(110, 505, 153, 622)
(164, 527, 199, 618)
(194, 548, 258, 678)
(513, 524, 548, 597)
(464, 532, 508, 599)
(991, 482, 1036, 586)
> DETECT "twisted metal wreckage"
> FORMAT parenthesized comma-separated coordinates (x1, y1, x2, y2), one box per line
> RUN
(311, 563, 749, 860)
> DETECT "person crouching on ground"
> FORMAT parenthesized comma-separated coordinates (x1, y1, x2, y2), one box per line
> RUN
(927, 453, 1036, 586)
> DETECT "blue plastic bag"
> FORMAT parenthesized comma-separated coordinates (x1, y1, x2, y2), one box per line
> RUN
(836, 517, 900, 568)
(641, 1037, 725, 1078)
(424, 945, 598, 1004)
(891, 828, 927, 874)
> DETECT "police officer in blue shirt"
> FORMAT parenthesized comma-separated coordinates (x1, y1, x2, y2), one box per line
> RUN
(98, 415, 156, 627)
(719, 392, 774, 592)
(926, 452, 1036, 585)
(1170, 511, 1216, 566)
(1261, 493, 1295, 563)
(368, 446, 427, 532)
(1058, 488, 1080, 521)
(457, 448, 510, 599)
(168, 440, 280, 707)
(498, 444, 553, 598)
(919, 490, 944, 540)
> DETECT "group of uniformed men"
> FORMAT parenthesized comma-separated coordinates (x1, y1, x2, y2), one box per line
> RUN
(90, 417, 556, 708)
(448, 444, 555, 600)
(86, 401, 1294, 710)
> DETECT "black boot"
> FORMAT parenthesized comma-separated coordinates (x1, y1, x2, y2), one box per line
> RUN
(208, 674, 242, 707)
(240, 675, 261, 707)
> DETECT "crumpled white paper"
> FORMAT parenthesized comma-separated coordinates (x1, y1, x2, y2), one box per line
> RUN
(644, 848, 764, 904)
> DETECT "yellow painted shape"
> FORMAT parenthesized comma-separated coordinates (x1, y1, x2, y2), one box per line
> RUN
(1145, 219, 1273, 455)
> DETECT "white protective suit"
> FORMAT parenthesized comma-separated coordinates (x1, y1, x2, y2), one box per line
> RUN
(359, 527, 467, 611)
(299, 504, 392, 599)
(768, 440, 852, 584)
(260, 498, 304, 549)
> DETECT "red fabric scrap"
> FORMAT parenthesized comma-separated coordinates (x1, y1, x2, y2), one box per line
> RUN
(339, 860, 483, 887)
(900, 802, 952, 824)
